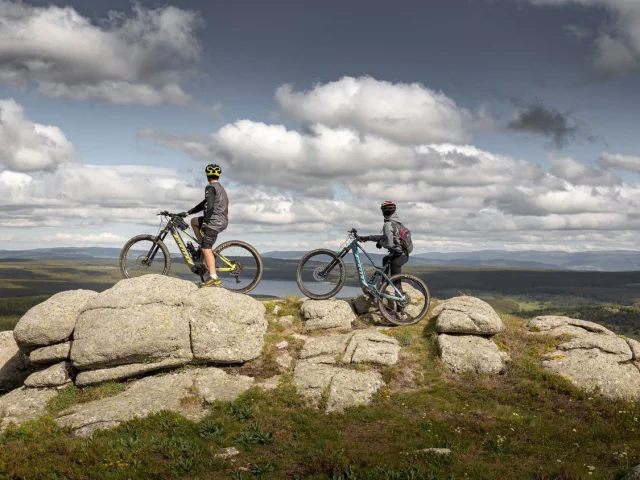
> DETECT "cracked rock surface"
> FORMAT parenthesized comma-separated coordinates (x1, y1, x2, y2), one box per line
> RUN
(292, 328, 396, 412)
(527, 316, 640, 400)
(56, 367, 255, 437)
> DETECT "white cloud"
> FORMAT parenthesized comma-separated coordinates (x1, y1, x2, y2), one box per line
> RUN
(522, 0, 640, 77)
(0, 98, 74, 171)
(0, 1, 202, 105)
(275, 76, 495, 144)
(597, 152, 640, 173)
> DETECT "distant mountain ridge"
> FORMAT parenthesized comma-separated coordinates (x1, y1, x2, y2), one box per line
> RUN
(262, 249, 640, 271)
(2, 247, 639, 271)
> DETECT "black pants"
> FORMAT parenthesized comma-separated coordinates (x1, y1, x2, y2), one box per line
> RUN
(383, 253, 408, 277)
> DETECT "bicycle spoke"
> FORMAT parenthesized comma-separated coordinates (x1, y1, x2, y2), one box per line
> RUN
(297, 250, 345, 299)
(120, 237, 170, 279)
(213, 242, 262, 293)
(377, 275, 430, 326)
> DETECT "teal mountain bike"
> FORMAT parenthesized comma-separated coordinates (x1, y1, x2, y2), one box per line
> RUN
(296, 228, 430, 325)
(119, 211, 263, 294)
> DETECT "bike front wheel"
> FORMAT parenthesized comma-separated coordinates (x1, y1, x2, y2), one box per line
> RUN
(213, 240, 263, 294)
(120, 234, 171, 279)
(296, 249, 346, 300)
(377, 274, 431, 326)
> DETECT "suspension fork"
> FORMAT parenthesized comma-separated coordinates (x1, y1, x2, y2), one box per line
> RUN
(144, 227, 170, 264)
(319, 246, 350, 277)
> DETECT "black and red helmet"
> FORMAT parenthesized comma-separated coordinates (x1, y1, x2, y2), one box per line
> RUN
(381, 200, 396, 216)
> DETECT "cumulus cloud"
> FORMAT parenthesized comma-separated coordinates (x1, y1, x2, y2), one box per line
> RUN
(274, 76, 495, 144)
(0, 1, 202, 105)
(4, 88, 640, 252)
(522, 0, 640, 78)
(507, 101, 595, 148)
(0, 98, 74, 171)
(597, 152, 640, 173)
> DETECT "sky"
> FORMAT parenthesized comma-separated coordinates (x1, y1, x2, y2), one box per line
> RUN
(1, 0, 640, 254)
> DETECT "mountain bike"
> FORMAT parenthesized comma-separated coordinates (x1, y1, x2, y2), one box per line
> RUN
(295, 228, 430, 325)
(119, 211, 263, 294)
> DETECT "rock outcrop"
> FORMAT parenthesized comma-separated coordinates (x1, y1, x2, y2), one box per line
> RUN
(57, 367, 255, 437)
(292, 328, 399, 412)
(431, 296, 503, 335)
(527, 316, 640, 400)
(437, 334, 509, 374)
(0, 331, 31, 391)
(300, 299, 355, 331)
(429, 296, 509, 374)
(13, 290, 98, 351)
(10, 275, 268, 388)
(0, 387, 58, 430)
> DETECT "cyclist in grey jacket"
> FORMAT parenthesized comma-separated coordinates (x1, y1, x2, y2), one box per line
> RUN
(180, 164, 229, 287)
(360, 200, 408, 277)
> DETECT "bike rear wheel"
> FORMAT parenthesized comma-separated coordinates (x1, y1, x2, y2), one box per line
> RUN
(213, 240, 263, 294)
(377, 274, 430, 326)
(120, 234, 171, 279)
(296, 249, 346, 300)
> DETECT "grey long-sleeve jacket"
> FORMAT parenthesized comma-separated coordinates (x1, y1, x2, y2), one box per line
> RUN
(189, 182, 229, 232)
(367, 213, 404, 255)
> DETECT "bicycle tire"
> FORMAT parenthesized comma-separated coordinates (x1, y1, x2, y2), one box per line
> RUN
(296, 249, 346, 300)
(377, 274, 431, 326)
(213, 240, 263, 294)
(120, 234, 171, 279)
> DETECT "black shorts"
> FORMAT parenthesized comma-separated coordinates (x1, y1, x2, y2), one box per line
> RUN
(198, 217, 218, 249)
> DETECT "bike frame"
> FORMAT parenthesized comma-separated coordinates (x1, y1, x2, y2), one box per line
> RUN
(332, 237, 405, 302)
(143, 215, 237, 275)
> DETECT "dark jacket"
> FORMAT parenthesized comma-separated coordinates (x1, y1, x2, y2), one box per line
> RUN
(189, 181, 229, 232)
(368, 213, 404, 255)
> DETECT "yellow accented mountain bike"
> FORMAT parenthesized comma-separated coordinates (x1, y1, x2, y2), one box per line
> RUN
(119, 211, 263, 294)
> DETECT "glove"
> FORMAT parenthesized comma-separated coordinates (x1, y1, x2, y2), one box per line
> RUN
(376, 239, 383, 249)
(358, 236, 369, 242)
(178, 211, 189, 217)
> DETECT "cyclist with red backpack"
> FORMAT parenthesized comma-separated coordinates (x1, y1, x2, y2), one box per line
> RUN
(359, 200, 413, 278)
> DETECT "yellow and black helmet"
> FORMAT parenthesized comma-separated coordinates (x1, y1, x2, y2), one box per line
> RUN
(205, 164, 221, 178)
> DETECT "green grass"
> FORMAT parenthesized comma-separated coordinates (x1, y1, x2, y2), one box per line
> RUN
(1, 312, 639, 479)
(46, 383, 128, 414)
(0, 315, 20, 332)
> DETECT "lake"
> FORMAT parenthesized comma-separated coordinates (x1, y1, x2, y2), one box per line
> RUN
(246, 279, 363, 298)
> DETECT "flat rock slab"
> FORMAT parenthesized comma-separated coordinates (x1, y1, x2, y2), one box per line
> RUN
(542, 348, 640, 401)
(0, 387, 58, 430)
(29, 342, 72, 365)
(437, 334, 510, 374)
(56, 367, 254, 436)
(527, 316, 616, 336)
(300, 329, 400, 366)
(0, 331, 31, 392)
(13, 290, 97, 351)
(343, 330, 400, 366)
(432, 296, 503, 335)
(300, 333, 353, 360)
(293, 360, 384, 413)
(326, 368, 384, 413)
(558, 333, 631, 361)
(301, 300, 355, 331)
(83, 274, 196, 311)
(184, 288, 267, 363)
(194, 368, 255, 403)
(24, 361, 73, 388)
(71, 304, 193, 369)
(75, 358, 189, 387)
